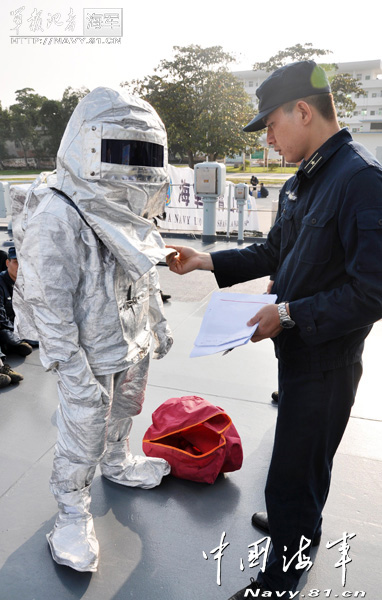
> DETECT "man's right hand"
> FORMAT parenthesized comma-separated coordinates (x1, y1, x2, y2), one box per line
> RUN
(165, 245, 213, 275)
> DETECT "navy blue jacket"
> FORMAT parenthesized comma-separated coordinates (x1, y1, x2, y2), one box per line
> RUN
(211, 129, 382, 371)
(0, 270, 15, 331)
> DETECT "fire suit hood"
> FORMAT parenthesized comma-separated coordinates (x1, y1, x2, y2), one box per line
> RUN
(52, 86, 170, 281)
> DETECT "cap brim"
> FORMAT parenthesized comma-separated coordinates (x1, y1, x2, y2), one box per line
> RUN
(243, 101, 283, 132)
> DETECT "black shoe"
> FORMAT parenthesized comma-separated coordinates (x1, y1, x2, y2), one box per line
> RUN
(0, 364, 23, 383)
(227, 578, 266, 600)
(14, 342, 33, 357)
(160, 291, 171, 303)
(251, 511, 322, 547)
(271, 391, 279, 402)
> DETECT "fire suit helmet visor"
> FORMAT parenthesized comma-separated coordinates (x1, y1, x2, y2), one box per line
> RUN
(101, 139, 164, 168)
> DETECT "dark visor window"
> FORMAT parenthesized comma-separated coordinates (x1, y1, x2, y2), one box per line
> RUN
(101, 139, 164, 167)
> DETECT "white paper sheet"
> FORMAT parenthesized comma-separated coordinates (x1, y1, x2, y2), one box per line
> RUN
(190, 292, 277, 357)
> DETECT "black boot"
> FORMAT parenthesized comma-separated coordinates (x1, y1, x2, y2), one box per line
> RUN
(271, 391, 279, 403)
(14, 342, 33, 357)
(251, 511, 322, 546)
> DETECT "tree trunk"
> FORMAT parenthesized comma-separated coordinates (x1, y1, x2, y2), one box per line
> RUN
(187, 150, 194, 169)
(19, 140, 28, 168)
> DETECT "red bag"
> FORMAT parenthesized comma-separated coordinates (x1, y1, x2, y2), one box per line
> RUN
(142, 396, 243, 484)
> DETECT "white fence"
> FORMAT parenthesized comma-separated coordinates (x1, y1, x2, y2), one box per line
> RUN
(1, 166, 279, 235)
(164, 165, 264, 234)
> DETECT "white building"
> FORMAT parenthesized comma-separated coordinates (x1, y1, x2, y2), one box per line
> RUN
(233, 59, 382, 162)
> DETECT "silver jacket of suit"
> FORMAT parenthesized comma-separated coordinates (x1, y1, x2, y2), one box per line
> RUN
(12, 87, 173, 390)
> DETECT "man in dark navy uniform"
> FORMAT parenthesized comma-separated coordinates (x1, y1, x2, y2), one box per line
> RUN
(0, 247, 28, 384)
(166, 61, 382, 598)
(0, 246, 34, 358)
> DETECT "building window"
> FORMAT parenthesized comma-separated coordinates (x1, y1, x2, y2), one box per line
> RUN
(365, 75, 371, 80)
(353, 111, 359, 116)
(249, 81, 253, 87)
(371, 111, 375, 115)
(372, 93, 377, 97)
(361, 109, 367, 116)
(356, 73, 362, 80)
(378, 108, 382, 115)
(370, 122, 382, 130)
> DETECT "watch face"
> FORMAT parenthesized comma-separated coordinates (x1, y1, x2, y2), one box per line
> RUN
(281, 319, 295, 329)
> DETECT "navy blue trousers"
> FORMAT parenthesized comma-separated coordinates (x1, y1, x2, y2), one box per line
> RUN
(257, 360, 362, 593)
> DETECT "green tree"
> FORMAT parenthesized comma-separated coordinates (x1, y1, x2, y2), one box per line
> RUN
(122, 45, 259, 167)
(253, 43, 333, 71)
(329, 73, 363, 120)
(8, 87, 47, 165)
(40, 86, 89, 158)
(252, 43, 363, 123)
(0, 103, 11, 162)
(7, 86, 89, 167)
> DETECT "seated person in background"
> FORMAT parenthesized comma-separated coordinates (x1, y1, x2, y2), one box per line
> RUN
(0, 247, 35, 357)
(259, 182, 269, 197)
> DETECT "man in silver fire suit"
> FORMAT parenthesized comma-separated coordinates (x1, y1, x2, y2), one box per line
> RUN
(12, 87, 173, 572)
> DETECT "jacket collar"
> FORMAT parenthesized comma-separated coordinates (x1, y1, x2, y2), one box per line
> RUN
(299, 128, 352, 179)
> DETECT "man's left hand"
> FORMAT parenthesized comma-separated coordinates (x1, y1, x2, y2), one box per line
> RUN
(247, 304, 282, 342)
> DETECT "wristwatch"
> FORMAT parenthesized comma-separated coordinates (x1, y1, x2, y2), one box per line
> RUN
(278, 302, 295, 329)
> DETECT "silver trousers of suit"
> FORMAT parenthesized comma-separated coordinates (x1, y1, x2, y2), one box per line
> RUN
(47, 354, 170, 571)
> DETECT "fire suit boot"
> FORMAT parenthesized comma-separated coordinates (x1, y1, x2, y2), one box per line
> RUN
(47, 487, 99, 572)
(99, 359, 170, 489)
(101, 424, 170, 489)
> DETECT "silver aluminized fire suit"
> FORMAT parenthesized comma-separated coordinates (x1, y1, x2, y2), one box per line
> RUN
(12, 87, 173, 572)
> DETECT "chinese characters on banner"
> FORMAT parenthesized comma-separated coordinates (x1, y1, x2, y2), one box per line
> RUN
(164, 165, 261, 234)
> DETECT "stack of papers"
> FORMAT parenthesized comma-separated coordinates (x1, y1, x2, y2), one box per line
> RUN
(190, 291, 277, 358)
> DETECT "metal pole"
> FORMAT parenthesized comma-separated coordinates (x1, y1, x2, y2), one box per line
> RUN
(226, 183, 233, 241)
(202, 196, 218, 244)
(237, 198, 245, 245)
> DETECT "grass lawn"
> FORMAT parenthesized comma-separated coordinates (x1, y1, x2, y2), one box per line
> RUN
(225, 165, 297, 174)
(226, 178, 287, 185)
(0, 170, 40, 177)
(173, 164, 297, 175)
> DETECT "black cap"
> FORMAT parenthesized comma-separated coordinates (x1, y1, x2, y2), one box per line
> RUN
(7, 246, 16, 259)
(243, 61, 331, 132)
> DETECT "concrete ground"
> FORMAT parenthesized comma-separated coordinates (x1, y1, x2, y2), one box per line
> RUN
(0, 228, 380, 600)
